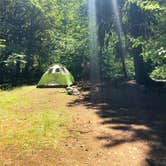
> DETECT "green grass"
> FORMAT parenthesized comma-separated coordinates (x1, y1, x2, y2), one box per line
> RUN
(0, 110, 68, 149)
(0, 88, 28, 108)
(0, 86, 71, 157)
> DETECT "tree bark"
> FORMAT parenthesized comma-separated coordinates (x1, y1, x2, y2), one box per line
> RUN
(133, 45, 150, 84)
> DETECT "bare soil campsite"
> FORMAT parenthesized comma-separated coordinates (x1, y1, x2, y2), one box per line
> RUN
(0, 84, 165, 166)
(0, 0, 166, 165)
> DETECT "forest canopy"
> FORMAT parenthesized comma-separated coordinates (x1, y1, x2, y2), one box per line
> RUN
(0, 0, 165, 86)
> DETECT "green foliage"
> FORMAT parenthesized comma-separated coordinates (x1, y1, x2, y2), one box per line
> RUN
(3, 53, 26, 66)
(128, 37, 144, 48)
(150, 65, 166, 79)
(0, 0, 165, 84)
(141, 4, 166, 80)
(127, 0, 161, 11)
(0, 0, 88, 83)
(0, 39, 6, 50)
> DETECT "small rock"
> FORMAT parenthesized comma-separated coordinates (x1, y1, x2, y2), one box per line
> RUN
(80, 145, 85, 148)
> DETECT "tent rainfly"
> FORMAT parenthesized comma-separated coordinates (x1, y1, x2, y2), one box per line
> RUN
(37, 64, 74, 88)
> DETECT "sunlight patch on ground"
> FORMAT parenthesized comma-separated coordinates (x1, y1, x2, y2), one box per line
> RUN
(0, 86, 72, 164)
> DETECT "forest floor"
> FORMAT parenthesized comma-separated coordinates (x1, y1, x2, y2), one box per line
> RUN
(0, 85, 166, 166)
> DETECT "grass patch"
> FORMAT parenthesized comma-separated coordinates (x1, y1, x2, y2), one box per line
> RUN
(0, 86, 72, 163)
(0, 110, 68, 149)
(0, 86, 32, 111)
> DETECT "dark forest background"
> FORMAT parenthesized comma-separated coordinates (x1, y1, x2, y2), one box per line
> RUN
(0, 0, 165, 86)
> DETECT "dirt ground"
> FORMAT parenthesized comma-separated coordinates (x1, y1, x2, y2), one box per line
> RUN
(1, 84, 166, 166)
(54, 83, 166, 166)
(59, 105, 150, 166)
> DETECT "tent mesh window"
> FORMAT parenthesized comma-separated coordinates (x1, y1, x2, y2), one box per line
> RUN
(56, 68, 60, 72)
(48, 68, 53, 74)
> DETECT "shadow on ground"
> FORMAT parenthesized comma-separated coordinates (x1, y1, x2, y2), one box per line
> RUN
(68, 81, 166, 165)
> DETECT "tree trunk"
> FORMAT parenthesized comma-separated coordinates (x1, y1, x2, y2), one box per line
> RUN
(117, 34, 128, 79)
(0, 67, 3, 84)
(133, 45, 150, 84)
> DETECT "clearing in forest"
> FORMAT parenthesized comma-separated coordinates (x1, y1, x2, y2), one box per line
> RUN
(0, 86, 166, 166)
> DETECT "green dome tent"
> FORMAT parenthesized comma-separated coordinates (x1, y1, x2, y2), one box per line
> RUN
(37, 64, 74, 88)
